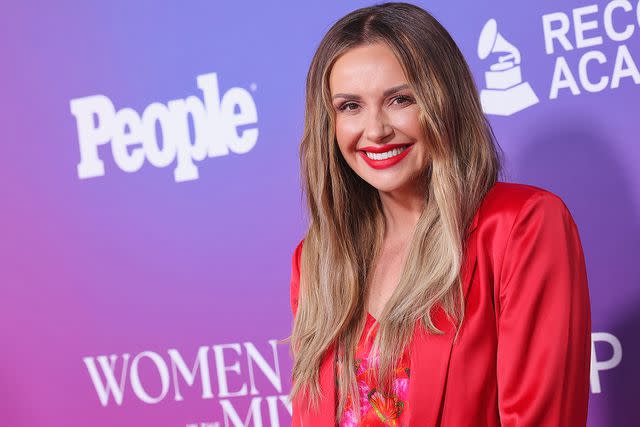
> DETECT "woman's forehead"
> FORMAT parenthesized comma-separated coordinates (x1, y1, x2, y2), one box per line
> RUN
(329, 44, 407, 95)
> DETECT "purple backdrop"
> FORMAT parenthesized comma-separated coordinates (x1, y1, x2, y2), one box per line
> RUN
(1, 1, 638, 426)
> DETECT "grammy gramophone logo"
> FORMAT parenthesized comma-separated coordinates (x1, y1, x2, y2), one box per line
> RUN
(478, 19, 539, 116)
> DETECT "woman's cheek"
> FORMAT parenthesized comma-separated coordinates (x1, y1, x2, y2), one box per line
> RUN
(335, 124, 360, 156)
(392, 109, 420, 132)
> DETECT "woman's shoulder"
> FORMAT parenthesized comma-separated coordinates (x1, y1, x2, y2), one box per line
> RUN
(477, 180, 573, 228)
(471, 180, 583, 278)
(474, 181, 585, 296)
(289, 237, 305, 316)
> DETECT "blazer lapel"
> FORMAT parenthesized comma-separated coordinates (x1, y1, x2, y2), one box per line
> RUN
(406, 210, 480, 426)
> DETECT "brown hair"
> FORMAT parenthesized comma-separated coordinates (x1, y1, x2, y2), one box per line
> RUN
(289, 2, 503, 421)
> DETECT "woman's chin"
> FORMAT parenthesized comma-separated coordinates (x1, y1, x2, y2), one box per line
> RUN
(367, 179, 411, 194)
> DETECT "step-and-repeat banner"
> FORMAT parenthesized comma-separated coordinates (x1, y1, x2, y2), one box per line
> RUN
(2, 1, 638, 426)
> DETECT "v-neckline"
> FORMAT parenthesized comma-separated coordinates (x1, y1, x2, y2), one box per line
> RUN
(366, 311, 379, 322)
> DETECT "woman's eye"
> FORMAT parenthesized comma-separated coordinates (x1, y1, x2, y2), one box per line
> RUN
(393, 95, 414, 105)
(337, 96, 413, 112)
(338, 102, 359, 112)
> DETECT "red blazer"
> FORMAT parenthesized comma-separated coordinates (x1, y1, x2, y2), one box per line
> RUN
(289, 182, 591, 426)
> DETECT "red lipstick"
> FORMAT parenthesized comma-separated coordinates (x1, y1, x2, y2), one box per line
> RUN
(358, 143, 414, 170)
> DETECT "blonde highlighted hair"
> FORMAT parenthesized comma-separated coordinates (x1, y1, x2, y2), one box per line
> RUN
(288, 2, 503, 421)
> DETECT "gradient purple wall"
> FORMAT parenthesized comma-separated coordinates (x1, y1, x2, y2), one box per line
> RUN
(1, 1, 638, 426)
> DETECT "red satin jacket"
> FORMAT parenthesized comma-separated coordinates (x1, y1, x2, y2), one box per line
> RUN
(289, 181, 591, 426)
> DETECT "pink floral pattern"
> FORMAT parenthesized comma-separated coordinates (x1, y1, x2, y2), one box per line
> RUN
(338, 313, 411, 426)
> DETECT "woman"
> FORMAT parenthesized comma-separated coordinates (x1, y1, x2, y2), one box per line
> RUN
(288, 2, 591, 426)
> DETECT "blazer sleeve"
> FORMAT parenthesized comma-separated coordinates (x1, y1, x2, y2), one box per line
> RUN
(290, 238, 304, 318)
(290, 238, 304, 427)
(496, 192, 591, 427)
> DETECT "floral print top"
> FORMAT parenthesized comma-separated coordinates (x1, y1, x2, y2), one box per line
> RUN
(338, 312, 411, 426)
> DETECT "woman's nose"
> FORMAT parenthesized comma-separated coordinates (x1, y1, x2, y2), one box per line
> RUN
(365, 109, 394, 143)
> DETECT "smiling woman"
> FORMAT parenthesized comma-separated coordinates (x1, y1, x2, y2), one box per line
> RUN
(287, 2, 591, 427)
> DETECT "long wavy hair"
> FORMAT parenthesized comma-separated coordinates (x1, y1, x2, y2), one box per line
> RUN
(289, 2, 503, 421)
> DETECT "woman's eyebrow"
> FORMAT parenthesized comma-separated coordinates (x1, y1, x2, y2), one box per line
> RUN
(331, 83, 410, 100)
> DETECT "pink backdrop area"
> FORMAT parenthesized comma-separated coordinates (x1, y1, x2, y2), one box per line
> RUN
(1, 1, 638, 426)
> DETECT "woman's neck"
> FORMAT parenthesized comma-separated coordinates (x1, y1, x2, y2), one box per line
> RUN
(378, 184, 425, 241)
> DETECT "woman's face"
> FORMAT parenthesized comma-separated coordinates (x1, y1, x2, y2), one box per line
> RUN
(329, 42, 429, 195)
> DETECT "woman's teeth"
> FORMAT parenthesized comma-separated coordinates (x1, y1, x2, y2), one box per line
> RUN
(364, 145, 408, 160)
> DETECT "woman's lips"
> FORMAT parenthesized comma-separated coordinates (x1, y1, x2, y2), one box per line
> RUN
(358, 143, 414, 170)
(358, 142, 412, 153)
